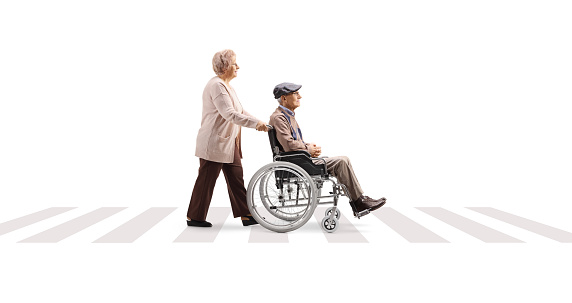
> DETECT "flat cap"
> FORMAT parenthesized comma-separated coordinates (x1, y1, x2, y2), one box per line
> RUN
(273, 82, 302, 99)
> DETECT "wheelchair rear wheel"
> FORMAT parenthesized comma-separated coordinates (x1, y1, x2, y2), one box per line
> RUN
(247, 162, 318, 233)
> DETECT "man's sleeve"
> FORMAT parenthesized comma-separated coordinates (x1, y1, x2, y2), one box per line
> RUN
(272, 115, 308, 152)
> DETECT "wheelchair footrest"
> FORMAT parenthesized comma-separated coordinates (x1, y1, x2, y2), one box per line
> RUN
(354, 209, 370, 219)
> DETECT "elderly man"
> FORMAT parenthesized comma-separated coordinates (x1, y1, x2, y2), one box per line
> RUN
(269, 82, 386, 217)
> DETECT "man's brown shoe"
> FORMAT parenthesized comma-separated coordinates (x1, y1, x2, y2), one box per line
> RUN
(359, 195, 387, 211)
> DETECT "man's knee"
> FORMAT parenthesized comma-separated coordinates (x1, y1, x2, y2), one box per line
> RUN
(327, 156, 351, 173)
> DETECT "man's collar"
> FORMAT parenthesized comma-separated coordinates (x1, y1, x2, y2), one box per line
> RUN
(279, 105, 295, 116)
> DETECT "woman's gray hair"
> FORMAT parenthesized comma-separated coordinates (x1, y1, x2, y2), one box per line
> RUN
(212, 49, 236, 76)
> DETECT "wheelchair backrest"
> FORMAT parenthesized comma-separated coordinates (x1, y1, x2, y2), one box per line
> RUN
(268, 126, 284, 157)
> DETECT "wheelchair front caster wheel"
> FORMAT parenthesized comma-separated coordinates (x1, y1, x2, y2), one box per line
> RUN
(321, 216, 339, 233)
(324, 207, 340, 220)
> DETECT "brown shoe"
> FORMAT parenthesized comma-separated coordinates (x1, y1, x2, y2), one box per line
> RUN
(359, 195, 387, 211)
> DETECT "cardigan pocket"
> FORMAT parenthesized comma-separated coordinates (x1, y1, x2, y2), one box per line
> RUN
(217, 133, 231, 140)
(206, 132, 233, 156)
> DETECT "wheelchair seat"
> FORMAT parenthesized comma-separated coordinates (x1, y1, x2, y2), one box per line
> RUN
(267, 126, 328, 177)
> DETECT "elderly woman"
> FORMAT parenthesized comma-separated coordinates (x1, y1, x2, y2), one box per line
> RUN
(186, 49, 268, 227)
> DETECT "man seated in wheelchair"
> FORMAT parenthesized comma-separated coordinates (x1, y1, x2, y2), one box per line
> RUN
(269, 82, 386, 217)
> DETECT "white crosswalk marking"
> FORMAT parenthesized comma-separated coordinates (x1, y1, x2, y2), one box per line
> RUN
(467, 207, 572, 243)
(417, 207, 524, 243)
(174, 207, 230, 243)
(20, 207, 126, 243)
(373, 207, 449, 243)
(1, 206, 571, 244)
(94, 207, 177, 243)
(0, 207, 76, 236)
(248, 225, 289, 243)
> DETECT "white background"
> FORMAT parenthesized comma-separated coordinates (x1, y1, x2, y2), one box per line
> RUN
(1, 0, 571, 302)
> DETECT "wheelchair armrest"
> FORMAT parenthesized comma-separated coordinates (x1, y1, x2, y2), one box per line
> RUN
(312, 156, 328, 161)
(277, 150, 311, 158)
(311, 156, 328, 171)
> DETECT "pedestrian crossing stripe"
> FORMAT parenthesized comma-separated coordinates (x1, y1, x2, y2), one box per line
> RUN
(1, 207, 571, 244)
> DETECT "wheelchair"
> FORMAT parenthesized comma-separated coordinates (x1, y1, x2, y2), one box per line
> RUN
(246, 125, 371, 233)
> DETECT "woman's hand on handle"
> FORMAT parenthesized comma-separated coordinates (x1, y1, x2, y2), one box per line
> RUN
(256, 121, 269, 132)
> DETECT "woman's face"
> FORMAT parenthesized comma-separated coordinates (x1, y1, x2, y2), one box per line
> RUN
(222, 56, 239, 80)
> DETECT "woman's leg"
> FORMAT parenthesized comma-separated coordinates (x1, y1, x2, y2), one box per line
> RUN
(187, 158, 223, 221)
(221, 145, 250, 218)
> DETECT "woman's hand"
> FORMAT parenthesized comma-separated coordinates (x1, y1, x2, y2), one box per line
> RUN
(256, 121, 269, 132)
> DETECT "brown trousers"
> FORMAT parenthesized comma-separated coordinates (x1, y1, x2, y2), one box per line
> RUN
(318, 156, 364, 201)
(187, 143, 250, 221)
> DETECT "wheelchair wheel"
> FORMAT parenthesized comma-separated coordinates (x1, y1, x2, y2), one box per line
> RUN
(247, 161, 318, 233)
(321, 216, 338, 233)
(258, 169, 308, 221)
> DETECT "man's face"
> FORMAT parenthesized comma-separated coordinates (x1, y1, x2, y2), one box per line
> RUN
(282, 91, 302, 111)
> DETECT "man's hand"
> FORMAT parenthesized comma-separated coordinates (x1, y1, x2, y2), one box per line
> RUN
(256, 121, 269, 132)
(308, 143, 322, 157)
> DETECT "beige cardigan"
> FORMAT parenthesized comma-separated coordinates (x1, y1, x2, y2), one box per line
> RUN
(195, 77, 259, 163)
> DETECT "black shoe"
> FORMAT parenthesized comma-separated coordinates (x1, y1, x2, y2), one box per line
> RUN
(241, 215, 259, 226)
(187, 219, 212, 227)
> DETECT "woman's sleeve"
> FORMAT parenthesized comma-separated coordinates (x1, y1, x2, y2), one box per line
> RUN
(242, 109, 258, 120)
(211, 84, 259, 128)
